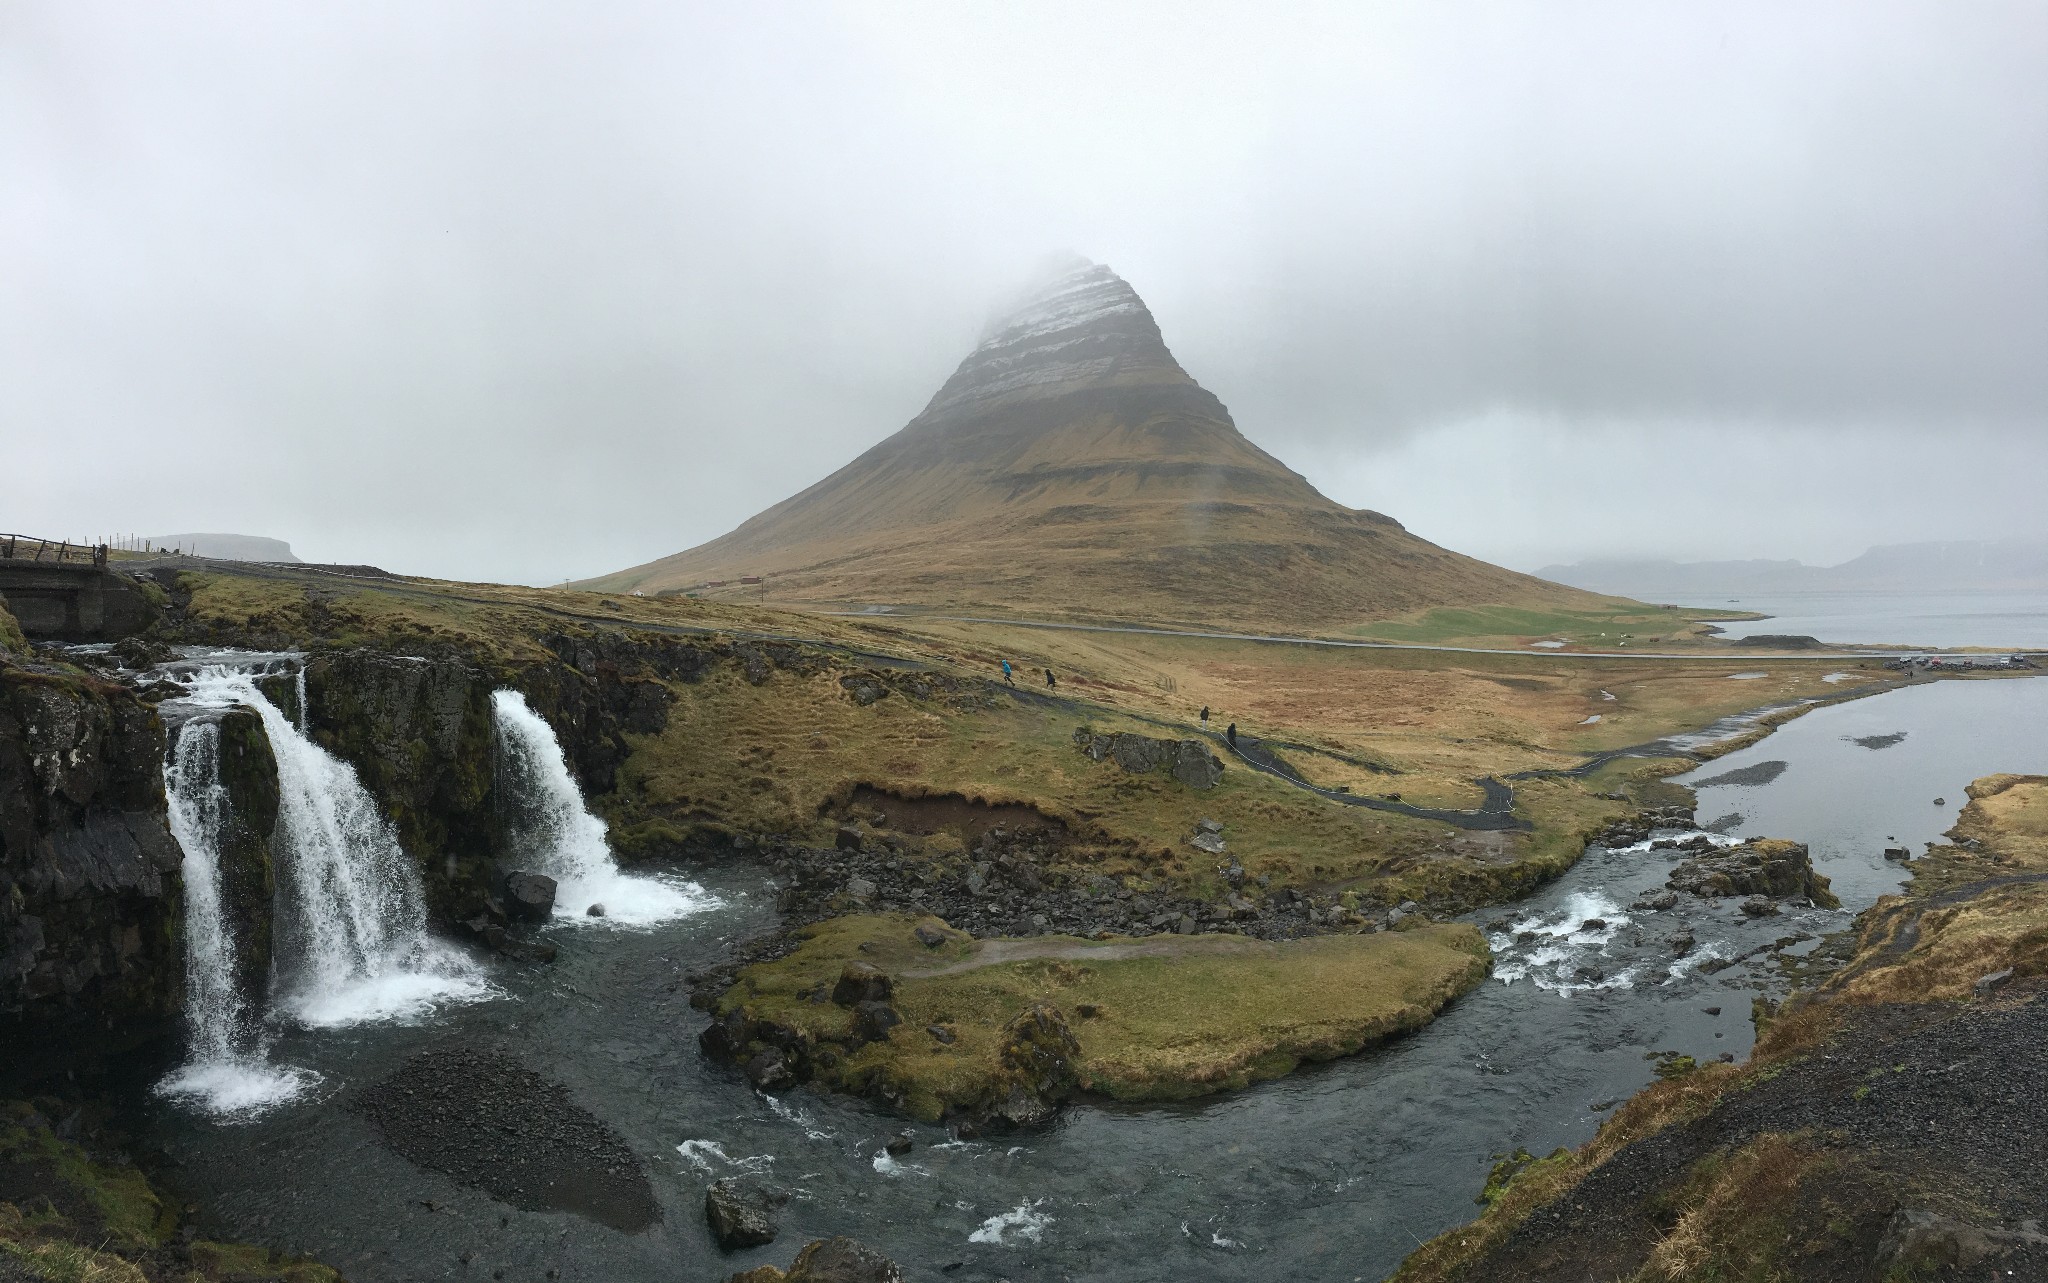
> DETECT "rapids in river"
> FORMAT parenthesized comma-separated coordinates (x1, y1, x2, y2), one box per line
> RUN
(127, 669, 2048, 1282)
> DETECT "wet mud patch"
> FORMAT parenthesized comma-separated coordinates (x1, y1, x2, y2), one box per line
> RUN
(352, 1046, 658, 1232)
(1692, 759, 1789, 789)
(833, 783, 1065, 842)
(1848, 732, 1908, 750)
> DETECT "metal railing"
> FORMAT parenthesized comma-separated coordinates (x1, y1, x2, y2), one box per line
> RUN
(0, 534, 108, 567)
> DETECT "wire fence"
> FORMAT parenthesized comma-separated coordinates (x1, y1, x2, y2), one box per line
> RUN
(0, 533, 108, 566)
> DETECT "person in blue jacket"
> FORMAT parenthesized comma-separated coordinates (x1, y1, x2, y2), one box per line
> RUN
(1000, 660, 1013, 686)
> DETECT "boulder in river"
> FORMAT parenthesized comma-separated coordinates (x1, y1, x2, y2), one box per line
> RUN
(706, 1176, 788, 1250)
(723, 1235, 904, 1283)
(1666, 839, 1840, 908)
(503, 871, 557, 922)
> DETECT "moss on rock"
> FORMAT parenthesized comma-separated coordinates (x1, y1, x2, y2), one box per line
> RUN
(0, 1099, 341, 1282)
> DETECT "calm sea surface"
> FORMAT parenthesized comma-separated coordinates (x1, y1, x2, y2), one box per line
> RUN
(1652, 589, 2048, 649)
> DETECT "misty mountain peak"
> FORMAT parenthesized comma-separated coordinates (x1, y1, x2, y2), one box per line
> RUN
(922, 259, 1190, 423)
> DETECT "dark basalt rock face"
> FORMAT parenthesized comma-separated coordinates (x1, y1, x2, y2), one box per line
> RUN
(0, 661, 184, 1081)
(302, 649, 503, 924)
(1073, 727, 1225, 789)
(208, 706, 279, 1001)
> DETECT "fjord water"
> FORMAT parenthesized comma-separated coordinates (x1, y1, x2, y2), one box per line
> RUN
(139, 675, 2048, 1282)
(1688, 589, 2048, 648)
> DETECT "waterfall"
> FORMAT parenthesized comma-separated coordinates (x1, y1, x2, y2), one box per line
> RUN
(491, 688, 715, 925)
(155, 656, 496, 1116)
(155, 714, 318, 1116)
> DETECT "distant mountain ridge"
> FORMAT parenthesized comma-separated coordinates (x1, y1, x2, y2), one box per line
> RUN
(144, 533, 299, 563)
(583, 259, 1604, 630)
(1540, 541, 2048, 598)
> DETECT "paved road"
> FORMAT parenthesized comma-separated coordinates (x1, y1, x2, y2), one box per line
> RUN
(855, 611, 2022, 663)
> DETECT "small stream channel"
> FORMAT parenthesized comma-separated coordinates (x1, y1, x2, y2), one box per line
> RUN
(126, 676, 2048, 1282)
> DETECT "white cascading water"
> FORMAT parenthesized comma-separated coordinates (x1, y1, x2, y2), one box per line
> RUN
(490, 688, 715, 925)
(155, 659, 496, 1115)
(155, 715, 319, 1116)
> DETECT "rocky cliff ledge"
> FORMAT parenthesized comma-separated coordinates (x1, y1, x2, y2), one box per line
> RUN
(0, 656, 183, 1081)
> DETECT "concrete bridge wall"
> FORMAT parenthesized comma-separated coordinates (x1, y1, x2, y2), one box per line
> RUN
(0, 563, 157, 641)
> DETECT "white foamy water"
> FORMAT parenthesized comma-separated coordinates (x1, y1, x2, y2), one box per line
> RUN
(155, 715, 320, 1117)
(971, 1200, 1054, 1245)
(173, 665, 496, 1036)
(1490, 891, 1637, 994)
(490, 688, 717, 925)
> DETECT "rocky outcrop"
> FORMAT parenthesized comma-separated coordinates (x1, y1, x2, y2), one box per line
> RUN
(723, 1236, 903, 1283)
(1667, 838, 1840, 908)
(990, 1003, 1082, 1126)
(0, 661, 183, 1081)
(1073, 727, 1225, 789)
(302, 649, 501, 922)
(208, 706, 278, 1000)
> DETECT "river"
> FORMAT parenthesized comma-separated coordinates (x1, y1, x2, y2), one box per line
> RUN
(127, 676, 2048, 1282)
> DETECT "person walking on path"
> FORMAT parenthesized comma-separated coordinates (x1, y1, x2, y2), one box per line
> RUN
(1199, 706, 1210, 724)
(1045, 668, 1057, 689)
(1001, 660, 1013, 686)
(1226, 722, 1237, 749)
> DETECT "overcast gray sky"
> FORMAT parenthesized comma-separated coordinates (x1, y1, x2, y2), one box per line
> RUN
(6, 2, 2045, 583)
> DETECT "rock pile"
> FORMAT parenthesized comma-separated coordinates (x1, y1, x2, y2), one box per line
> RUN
(1073, 727, 1225, 789)
(1666, 838, 1841, 909)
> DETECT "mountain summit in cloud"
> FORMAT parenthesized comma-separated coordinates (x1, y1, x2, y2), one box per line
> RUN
(588, 260, 1593, 629)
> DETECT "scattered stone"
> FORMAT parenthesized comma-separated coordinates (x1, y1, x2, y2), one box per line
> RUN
(705, 1176, 788, 1250)
(1633, 888, 1679, 911)
(503, 871, 558, 922)
(1975, 968, 2015, 997)
(1670, 930, 1697, 956)
(1579, 918, 1608, 931)
(352, 1046, 658, 1231)
(913, 922, 949, 948)
(844, 876, 877, 902)
(833, 962, 892, 1006)
(1190, 830, 1227, 855)
(850, 1000, 901, 1044)
(884, 1132, 914, 1157)
(925, 1024, 956, 1045)
(1196, 818, 1224, 835)
(586, 902, 606, 918)
(1883, 846, 1912, 861)
(1740, 895, 1780, 917)
(835, 824, 864, 851)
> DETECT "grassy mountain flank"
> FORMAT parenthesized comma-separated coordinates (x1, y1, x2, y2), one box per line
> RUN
(582, 261, 1612, 631)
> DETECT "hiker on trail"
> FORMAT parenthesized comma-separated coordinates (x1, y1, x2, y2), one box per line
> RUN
(1226, 722, 1237, 748)
(1001, 660, 1013, 686)
(1045, 668, 1056, 689)
(1199, 706, 1210, 724)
